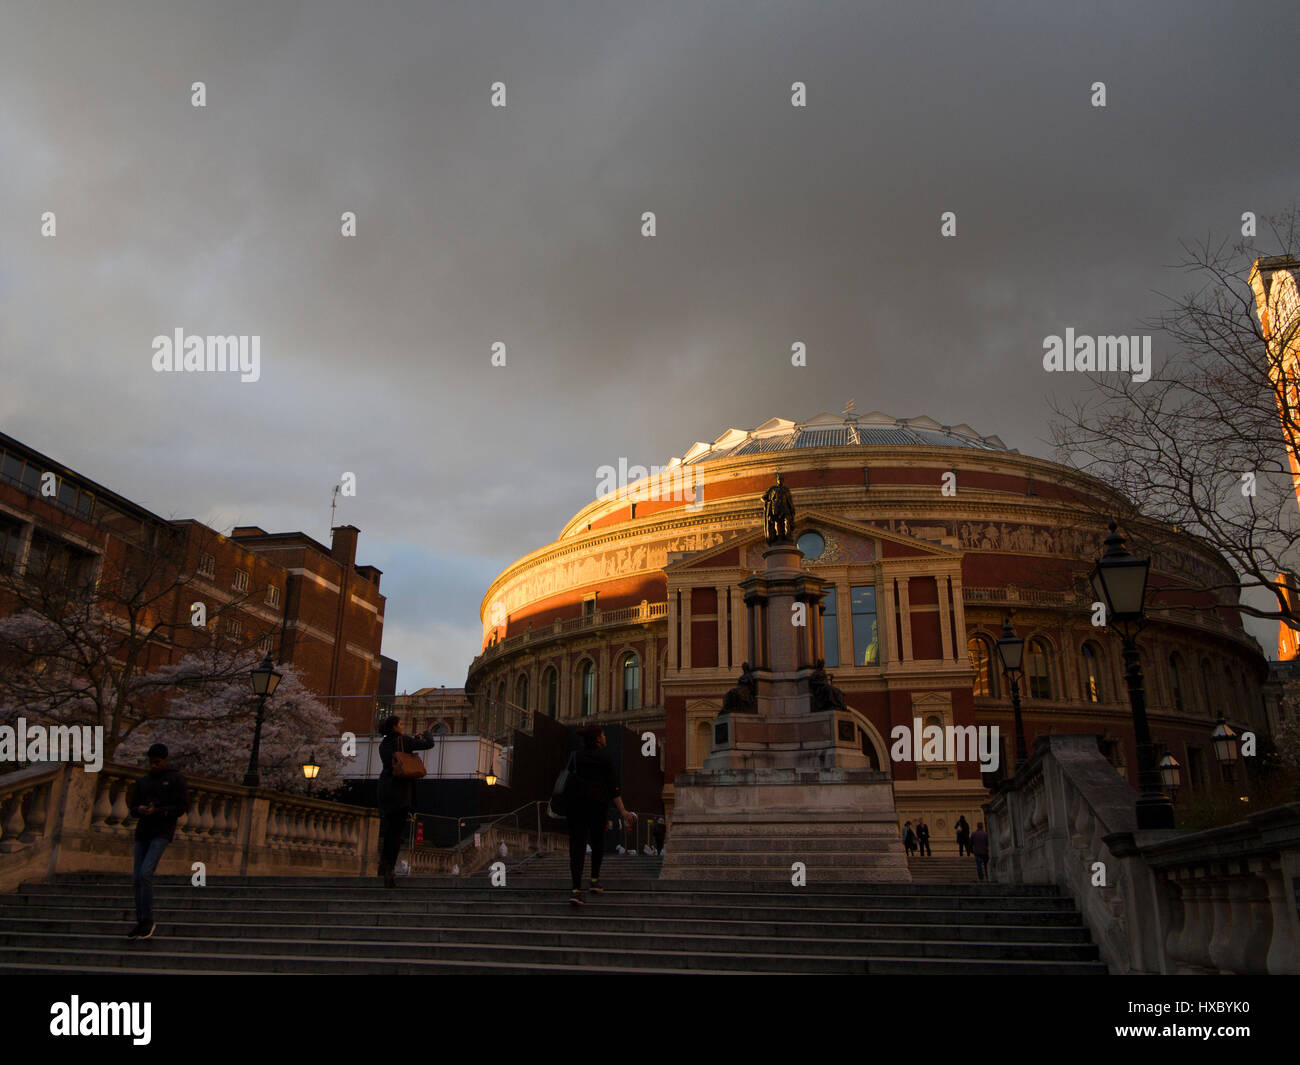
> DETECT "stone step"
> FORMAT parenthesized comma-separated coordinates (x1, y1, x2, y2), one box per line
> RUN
(0, 872, 1105, 975)
(11, 886, 1077, 910)
(0, 914, 1093, 944)
(0, 928, 1101, 963)
(0, 941, 1106, 975)
(0, 899, 1085, 926)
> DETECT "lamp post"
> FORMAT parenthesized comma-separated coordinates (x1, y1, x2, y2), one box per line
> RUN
(301, 751, 320, 796)
(1090, 519, 1174, 829)
(995, 617, 1028, 773)
(1211, 713, 1244, 799)
(243, 654, 282, 788)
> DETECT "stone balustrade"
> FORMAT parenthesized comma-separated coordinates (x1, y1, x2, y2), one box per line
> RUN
(406, 824, 567, 877)
(985, 733, 1300, 974)
(0, 762, 380, 891)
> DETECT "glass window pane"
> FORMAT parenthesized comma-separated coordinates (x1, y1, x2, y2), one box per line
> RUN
(822, 587, 838, 668)
(850, 585, 878, 666)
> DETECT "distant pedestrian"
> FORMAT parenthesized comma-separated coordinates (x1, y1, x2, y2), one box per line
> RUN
(955, 815, 971, 857)
(915, 818, 931, 857)
(901, 820, 918, 855)
(126, 743, 188, 940)
(377, 717, 435, 888)
(971, 821, 990, 881)
(566, 725, 634, 905)
(652, 817, 666, 856)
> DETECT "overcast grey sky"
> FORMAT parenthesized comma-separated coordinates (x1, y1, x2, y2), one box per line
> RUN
(3, 0, 1298, 688)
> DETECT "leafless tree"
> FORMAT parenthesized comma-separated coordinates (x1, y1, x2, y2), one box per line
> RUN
(1051, 209, 1300, 636)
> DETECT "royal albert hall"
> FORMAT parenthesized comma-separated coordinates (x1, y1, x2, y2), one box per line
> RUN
(465, 412, 1271, 846)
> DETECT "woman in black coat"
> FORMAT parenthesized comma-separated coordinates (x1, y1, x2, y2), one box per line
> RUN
(376, 717, 435, 888)
(566, 725, 634, 906)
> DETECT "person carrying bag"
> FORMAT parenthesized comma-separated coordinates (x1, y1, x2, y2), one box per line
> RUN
(376, 716, 435, 888)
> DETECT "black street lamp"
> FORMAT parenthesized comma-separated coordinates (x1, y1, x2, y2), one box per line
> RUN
(1090, 519, 1174, 830)
(301, 751, 321, 795)
(995, 616, 1029, 772)
(243, 654, 282, 788)
(1211, 714, 1239, 767)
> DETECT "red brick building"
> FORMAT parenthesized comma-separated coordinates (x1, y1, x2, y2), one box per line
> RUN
(0, 431, 386, 735)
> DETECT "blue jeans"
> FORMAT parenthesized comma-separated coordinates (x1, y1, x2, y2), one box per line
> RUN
(974, 855, 988, 881)
(133, 836, 170, 923)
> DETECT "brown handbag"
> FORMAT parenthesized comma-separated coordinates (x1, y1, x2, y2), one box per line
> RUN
(390, 736, 426, 780)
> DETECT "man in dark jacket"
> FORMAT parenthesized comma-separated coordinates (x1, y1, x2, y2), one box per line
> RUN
(971, 821, 990, 881)
(376, 716, 435, 888)
(915, 817, 931, 857)
(126, 743, 188, 939)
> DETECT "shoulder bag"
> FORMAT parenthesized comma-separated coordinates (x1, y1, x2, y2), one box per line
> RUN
(391, 735, 427, 780)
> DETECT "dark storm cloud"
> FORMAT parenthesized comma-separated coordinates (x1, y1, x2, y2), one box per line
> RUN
(2, 0, 1297, 683)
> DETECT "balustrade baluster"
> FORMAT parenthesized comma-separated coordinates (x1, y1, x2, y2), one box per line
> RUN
(108, 783, 130, 827)
(0, 793, 27, 852)
(90, 780, 113, 828)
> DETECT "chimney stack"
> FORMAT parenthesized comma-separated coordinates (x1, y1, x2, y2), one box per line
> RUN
(330, 524, 360, 567)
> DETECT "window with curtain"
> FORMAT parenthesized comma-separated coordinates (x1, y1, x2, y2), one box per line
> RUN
(1169, 654, 1186, 712)
(969, 635, 998, 697)
(1027, 638, 1052, 699)
(1081, 642, 1104, 703)
(544, 667, 558, 717)
(580, 660, 595, 717)
(622, 652, 641, 711)
(850, 585, 879, 666)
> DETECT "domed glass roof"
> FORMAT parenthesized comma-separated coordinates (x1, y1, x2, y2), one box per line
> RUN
(675, 412, 1012, 466)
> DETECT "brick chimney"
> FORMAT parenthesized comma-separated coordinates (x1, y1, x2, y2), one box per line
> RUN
(330, 524, 359, 567)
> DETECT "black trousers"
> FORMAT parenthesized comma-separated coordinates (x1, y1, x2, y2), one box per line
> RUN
(379, 808, 409, 873)
(917, 837, 931, 856)
(566, 801, 607, 890)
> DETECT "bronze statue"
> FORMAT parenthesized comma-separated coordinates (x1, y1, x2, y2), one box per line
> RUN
(720, 661, 758, 715)
(809, 659, 847, 712)
(762, 473, 795, 543)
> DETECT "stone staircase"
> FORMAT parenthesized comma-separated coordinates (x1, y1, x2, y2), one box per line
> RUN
(0, 864, 1106, 975)
(907, 856, 982, 884)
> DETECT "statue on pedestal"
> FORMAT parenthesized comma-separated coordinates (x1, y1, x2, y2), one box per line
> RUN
(809, 659, 847, 712)
(763, 473, 795, 544)
(720, 662, 758, 715)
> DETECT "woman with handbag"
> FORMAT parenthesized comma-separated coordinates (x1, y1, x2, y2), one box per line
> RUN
(565, 725, 634, 906)
(376, 716, 435, 888)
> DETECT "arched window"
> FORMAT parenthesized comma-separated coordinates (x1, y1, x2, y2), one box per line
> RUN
(514, 673, 529, 710)
(1169, 654, 1186, 713)
(1200, 659, 1215, 716)
(580, 660, 596, 718)
(968, 635, 999, 697)
(1081, 643, 1105, 704)
(497, 680, 506, 707)
(543, 666, 558, 717)
(621, 652, 641, 712)
(1027, 638, 1052, 700)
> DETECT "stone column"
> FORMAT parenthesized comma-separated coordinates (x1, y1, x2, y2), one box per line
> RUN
(937, 574, 954, 661)
(898, 578, 913, 662)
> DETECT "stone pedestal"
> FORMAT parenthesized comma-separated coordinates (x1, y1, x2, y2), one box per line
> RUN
(661, 766, 911, 882)
(660, 525, 911, 883)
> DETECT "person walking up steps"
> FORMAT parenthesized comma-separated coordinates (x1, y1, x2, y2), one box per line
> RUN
(566, 725, 634, 906)
(915, 817, 932, 857)
(971, 821, 990, 881)
(955, 815, 971, 857)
